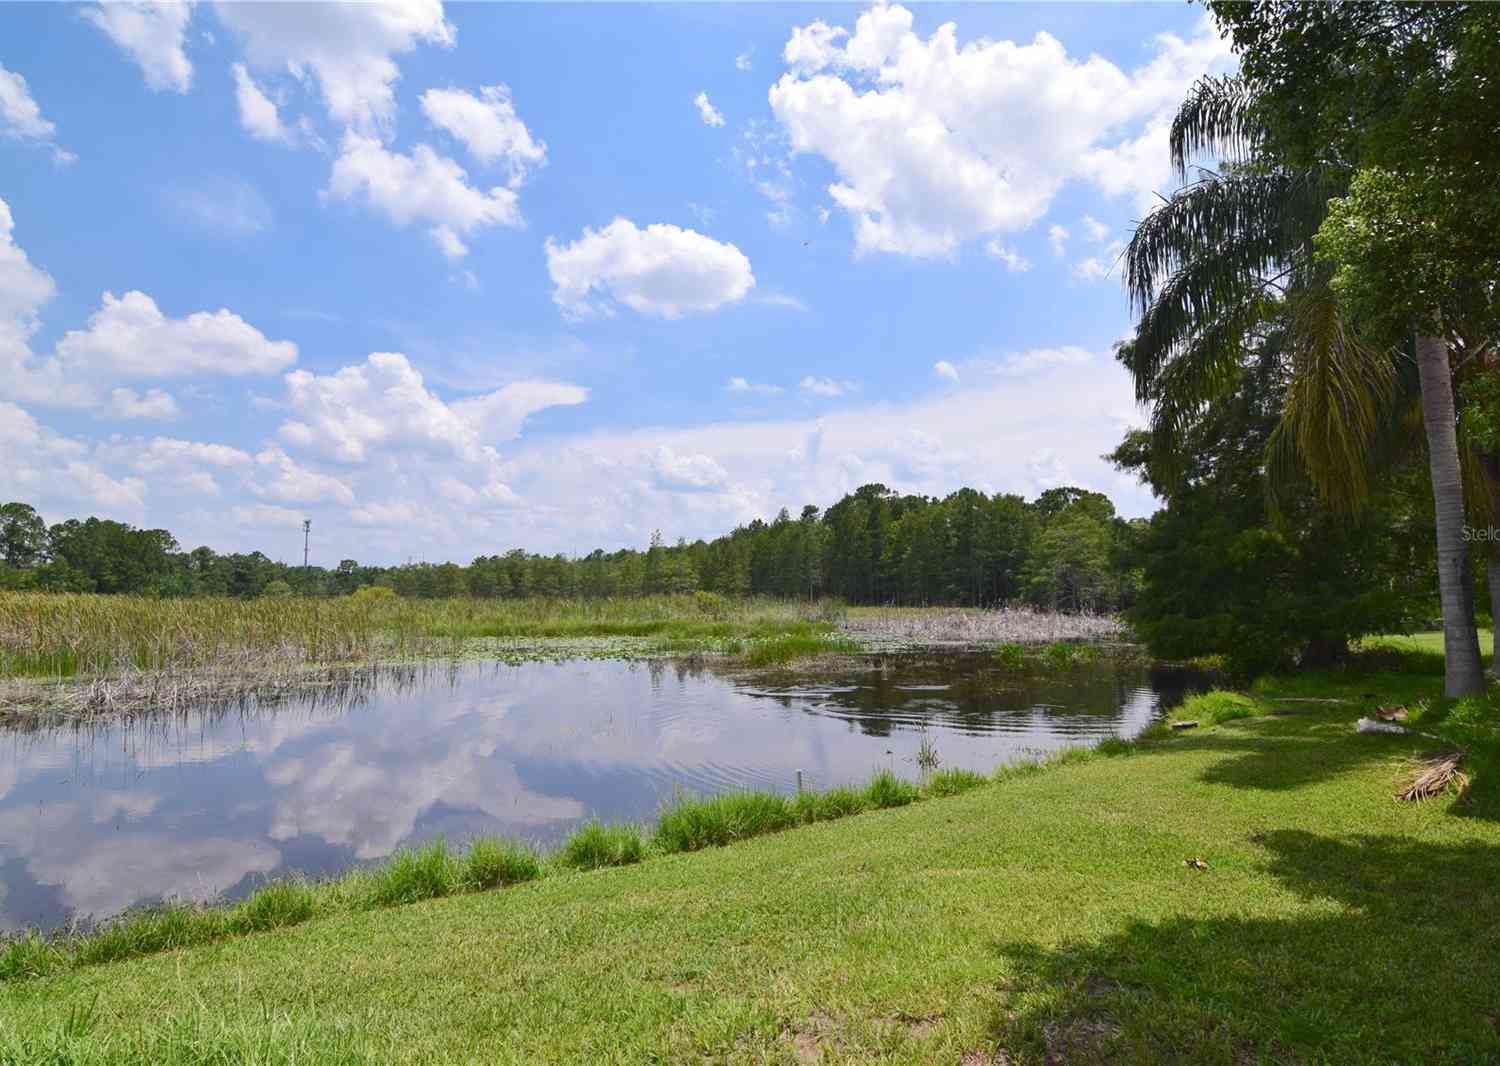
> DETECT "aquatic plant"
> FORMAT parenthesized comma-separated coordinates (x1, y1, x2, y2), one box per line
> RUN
(915, 727, 942, 772)
(740, 633, 860, 667)
(992, 642, 1027, 669)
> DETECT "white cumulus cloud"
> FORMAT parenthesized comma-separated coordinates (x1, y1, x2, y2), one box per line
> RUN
(800, 376, 856, 398)
(54, 290, 297, 379)
(279, 351, 585, 465)
(1048, 224, 1070, 257)
(253, 446, 355, 505)
(419, 84, 545, 185)
(545, 218, 755, 319)
(651, 445, 729, 492)
(108, 387, 181, 420)
(230, 62, 288, 143)
(769, 3, 1232, 257)
(214, 0, 454, 134)
(984, 241, 1030, 273)
(0, 63, 74, 163)
(727, 377, 783, 395)
(693, 91, 725, 127)
(85, 0, 194, 93)
(933, 360, 959, 382)
(327, 132, 523, 258)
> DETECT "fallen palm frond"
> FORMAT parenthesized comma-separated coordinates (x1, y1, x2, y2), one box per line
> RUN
(1397, 749, 1469, 802)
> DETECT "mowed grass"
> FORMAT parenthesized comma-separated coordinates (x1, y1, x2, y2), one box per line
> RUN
(4, 664, 1499, 1063)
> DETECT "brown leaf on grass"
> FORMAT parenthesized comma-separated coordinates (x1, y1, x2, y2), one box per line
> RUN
(1183, 858, 1210, 871)
(1375, 705, 1409, 722)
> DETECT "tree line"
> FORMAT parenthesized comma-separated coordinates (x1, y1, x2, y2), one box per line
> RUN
(0, 485, 1144, 611)
(1116, 1, 1498, 687)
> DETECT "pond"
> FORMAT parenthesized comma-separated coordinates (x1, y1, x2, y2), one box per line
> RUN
(0, 653, 1200, 933)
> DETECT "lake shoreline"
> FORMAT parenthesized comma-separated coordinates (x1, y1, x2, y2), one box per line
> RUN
(3, 656, 1496, 1063)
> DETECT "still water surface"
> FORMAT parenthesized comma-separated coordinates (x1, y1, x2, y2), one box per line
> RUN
(0, 654, 1197, 932)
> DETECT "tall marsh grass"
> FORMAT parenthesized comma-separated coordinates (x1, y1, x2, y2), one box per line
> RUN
(0, 593, 839, 679)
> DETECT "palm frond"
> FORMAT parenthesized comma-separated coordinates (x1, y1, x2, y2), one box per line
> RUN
(1267, 288, 1398, 512)
(1126, 170, 1330, 316)
(1170, 75, 1262, 179)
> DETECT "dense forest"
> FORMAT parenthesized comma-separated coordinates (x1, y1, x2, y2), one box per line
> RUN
(0, 485, 1144, 611)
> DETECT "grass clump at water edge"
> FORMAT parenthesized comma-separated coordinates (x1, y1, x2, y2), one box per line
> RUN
(1175, 689, 1260, 726)
(654, 791, 797, 853)
(863, 767, 921, 808)
(557, 821, 646, 870)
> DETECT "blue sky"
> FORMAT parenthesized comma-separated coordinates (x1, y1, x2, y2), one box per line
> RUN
(0, 2, 1233, 565)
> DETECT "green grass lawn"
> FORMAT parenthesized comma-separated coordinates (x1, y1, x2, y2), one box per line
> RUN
(3, 659, 1498, 1064)
(1364, 630, 1495, 661)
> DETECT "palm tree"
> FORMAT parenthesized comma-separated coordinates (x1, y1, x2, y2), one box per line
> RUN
(1121, 74, 1486, 695)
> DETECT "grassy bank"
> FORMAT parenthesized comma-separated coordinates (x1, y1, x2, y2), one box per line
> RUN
(0, 768, 985, 985)
(3, 662, 1497, 1062)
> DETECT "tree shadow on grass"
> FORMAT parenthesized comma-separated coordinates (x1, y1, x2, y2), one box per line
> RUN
(986, 831, 1500, 1064)
(1153, 711, 1419, 794)
(1162, 712, 1500, 822)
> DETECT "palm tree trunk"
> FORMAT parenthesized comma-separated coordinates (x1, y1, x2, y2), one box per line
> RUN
(1415, 329, 1485, 696)
(1489, 539, 1500, 680)
(1482, 452, 1500, 679)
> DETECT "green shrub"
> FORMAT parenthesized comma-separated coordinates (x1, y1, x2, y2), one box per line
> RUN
(863, 769, 920, 809)
(462, 837, 542, 889)
(923, 768, 987, 797)
(655, 792, 796, 853)
(1430, 694, 1500, 751)
(558, 821, 645, 870)
(692, 590, 728, 618)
